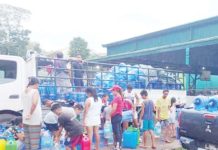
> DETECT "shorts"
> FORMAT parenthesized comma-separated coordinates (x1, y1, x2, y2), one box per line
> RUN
(160, 120, 169, 129)
(143, 120, 154, 131)
(44, 123, 59, 132)
(64, 134, 83, 147)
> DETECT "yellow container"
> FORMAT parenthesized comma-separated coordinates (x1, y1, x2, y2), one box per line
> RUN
(0, 139, 6, 150)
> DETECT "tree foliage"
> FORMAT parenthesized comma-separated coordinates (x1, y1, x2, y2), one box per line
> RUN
(69, 37, 90, 59)
(27, 42, 42, 53)
(0, 4, 31, 57)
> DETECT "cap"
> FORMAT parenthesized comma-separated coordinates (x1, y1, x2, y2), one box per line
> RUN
(109, 85, 122, 91)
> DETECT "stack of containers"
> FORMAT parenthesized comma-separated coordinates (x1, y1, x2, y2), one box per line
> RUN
(193, 95, 209, 111)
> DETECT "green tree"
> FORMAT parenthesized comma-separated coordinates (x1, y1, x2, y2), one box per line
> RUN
(27, 42, 43, 53)
(69, 37, 90, 59)
(0, 4, 31, 57)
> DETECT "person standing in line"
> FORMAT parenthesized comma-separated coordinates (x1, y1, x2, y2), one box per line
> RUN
(72, 54, 84, 92)
(156, 90, 171, 143)
(110, 85, 123, 150)
(101, 94, 109, 129)
(83, 87, 102, 150)
(169, 97, 177, 138)
(123, 84, 140, 127)
(139, 90, 156, 149)
(22, 77, 42, 150)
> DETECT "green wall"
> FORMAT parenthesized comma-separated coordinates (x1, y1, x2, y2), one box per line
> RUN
(196, 75, 218, 89)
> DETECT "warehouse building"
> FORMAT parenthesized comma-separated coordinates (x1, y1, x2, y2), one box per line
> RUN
(92, 16, 218, 94)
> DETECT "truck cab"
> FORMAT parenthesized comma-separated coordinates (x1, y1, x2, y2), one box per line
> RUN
(0, 55, 26, 111)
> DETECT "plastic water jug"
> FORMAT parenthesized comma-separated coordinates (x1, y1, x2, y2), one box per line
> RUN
(6, 140, 17, 150)
(207, 96, 218, 112)
(0, 139, 6, 150)
(104, 121, 113, 139)
(127, 126, 140, 145)
(194, 96, 208, 111)
(40, 130, 53, 149)
(39, 86, 48, 101)
(81, 136, 90, 150)
(99, 130, 105, 148)
(59, 135, 65, 150)
(122, 130, 138, 149)
(154, 122, 161, 137)
(48, 85, 57, 100)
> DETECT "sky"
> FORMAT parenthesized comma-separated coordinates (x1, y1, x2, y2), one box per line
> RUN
(0, 0, 218, 54)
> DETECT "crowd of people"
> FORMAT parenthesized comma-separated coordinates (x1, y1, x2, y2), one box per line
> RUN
(20, 75, 179, 150)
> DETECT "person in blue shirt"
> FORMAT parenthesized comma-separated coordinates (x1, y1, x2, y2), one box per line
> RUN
(139, 90, 156, 149)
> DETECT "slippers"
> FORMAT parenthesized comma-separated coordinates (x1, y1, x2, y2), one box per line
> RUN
(152, 146, 157, 149)
(165, 140, 172, 143)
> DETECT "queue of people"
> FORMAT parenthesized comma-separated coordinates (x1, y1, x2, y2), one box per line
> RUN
(21, 75, 178, 150)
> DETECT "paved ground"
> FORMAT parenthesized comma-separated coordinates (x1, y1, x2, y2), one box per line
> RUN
(101, 137, 182, 150)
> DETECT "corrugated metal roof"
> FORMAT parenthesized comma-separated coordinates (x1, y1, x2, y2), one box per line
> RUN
(103, 16, 218, 47)
(94, 36, 218, 62)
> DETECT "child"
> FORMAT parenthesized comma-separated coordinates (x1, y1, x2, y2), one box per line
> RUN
(102, 94, 109, 107)
(139, 90, 156, 149)
(44, 103, 83, 138)
(58, 113, 84, 150)
(169, 97, 177, 138)
(101, 94, 109, 129)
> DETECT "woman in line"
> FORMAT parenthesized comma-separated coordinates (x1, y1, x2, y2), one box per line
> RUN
(22, 77, 42, 150)
(83, 87, 102, 150)
(110, 85, 124, 150)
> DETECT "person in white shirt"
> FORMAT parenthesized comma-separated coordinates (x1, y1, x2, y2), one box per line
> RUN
(83, 87, 102, 150)
(169, 97, 177, 138)
(22, 77, 42, 150)
(44, 103, 83, 134)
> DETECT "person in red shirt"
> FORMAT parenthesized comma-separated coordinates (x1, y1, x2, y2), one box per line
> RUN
(110, 85, 123, 150)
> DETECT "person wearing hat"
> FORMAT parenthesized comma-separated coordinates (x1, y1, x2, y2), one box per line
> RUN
(22, 77, 42, 150)
(110, 85, 123, 150)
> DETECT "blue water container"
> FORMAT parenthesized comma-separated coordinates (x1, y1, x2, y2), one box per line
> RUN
(76, 92, 86, 103)
(122, 130, 138, 149)
(207, 96, 218, 112)
(48, 86, 57, 100)
(40, 130, 53, 149)
(154, 122, 161, 137)
(39, 86, 48, 101)
(194, 96, 208, 111)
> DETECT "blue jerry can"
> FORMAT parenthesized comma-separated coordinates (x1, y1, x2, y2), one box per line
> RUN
(122, 130, 138, 149)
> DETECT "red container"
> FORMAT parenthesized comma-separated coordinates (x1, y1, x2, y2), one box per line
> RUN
(81, 136, 91, 150)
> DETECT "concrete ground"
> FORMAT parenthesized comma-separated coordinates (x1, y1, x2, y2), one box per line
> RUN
(101, 137, 182, 150)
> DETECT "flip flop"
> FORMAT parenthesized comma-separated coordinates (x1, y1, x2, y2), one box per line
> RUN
(152, 146, 157, 149)
(165, 140, 172, 143)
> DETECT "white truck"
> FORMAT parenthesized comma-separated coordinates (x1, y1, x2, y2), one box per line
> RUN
(0, 54, 187, 113)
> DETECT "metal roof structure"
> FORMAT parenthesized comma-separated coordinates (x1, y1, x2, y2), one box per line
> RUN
(92, 16, 218, 75)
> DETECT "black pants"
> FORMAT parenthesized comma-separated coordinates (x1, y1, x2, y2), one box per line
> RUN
(111, 114, 122, 146)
